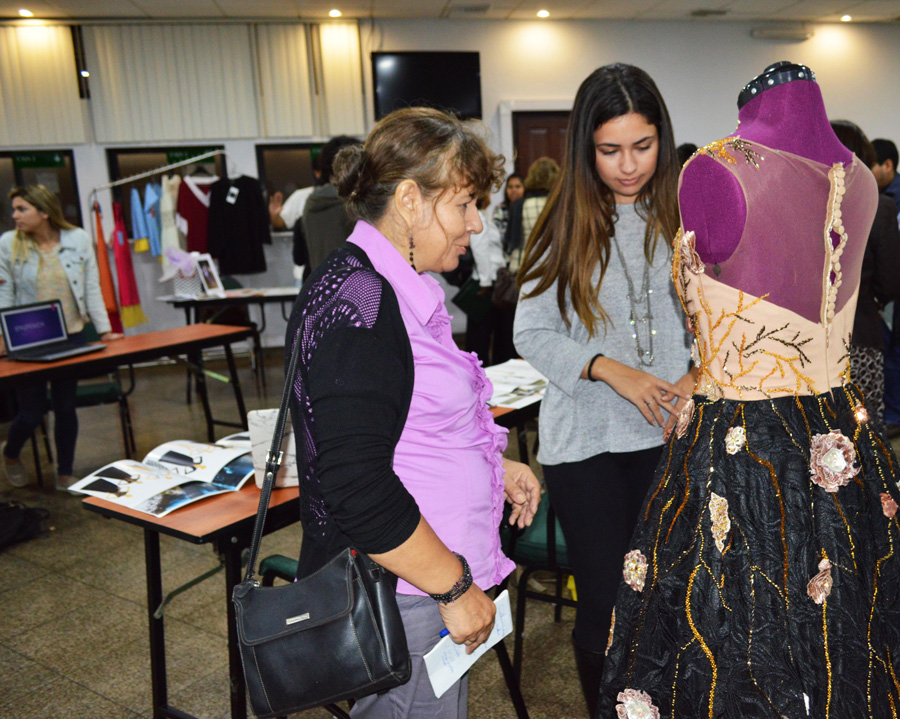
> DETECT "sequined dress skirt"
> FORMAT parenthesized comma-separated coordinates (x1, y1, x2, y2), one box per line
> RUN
(598, 385, 900, 719)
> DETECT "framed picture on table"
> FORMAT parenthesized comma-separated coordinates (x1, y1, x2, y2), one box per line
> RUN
(195, 253, 225, 298)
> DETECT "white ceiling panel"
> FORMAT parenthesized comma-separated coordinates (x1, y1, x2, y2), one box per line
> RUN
(4, 0, 900, 22)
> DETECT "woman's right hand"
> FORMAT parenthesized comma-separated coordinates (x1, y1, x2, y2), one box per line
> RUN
(437, 584, 496, 654)
(587, 356, 690, 426)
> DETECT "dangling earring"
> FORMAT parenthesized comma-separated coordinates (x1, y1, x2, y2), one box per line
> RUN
(408, 231, 417, 272)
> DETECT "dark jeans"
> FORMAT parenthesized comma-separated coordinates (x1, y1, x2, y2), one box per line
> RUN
(5, 378, 79, 476)
(543, 444, 662, 653)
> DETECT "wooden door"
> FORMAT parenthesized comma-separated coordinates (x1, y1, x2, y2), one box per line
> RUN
(513, 112, 570, 176)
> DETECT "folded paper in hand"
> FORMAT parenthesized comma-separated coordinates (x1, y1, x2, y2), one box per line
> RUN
(248, 409, 298, 488)
(423, 590, 513, 698)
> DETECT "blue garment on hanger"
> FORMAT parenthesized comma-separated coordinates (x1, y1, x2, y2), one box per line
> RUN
(130, 187, 149, 242)
(143, 182, 162, 257)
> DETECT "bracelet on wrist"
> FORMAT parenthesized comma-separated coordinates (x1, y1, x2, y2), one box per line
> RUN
(429, 552, 473, 604)
(587, 353, 604, 382)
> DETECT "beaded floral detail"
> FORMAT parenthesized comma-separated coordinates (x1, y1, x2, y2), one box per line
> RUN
(881, 493, 898, 519)
(854, 403, 868, 424)
(807, 558, 833, 604)
(623, 549, 648, 592)
(679, 230, 704, 275)
(615, 688, 660, 719)
(675, 397, 695, 439)
(724, 426, 746, 454)
(606, 608, 615, 656)
(822, 163, 848, 339)
(699, 136, 763, 169)
(809, 430, 859, 492)
(709, 493, 730, 554)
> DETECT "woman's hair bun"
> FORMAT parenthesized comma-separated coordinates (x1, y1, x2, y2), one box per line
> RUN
(334, 145, 366, 201)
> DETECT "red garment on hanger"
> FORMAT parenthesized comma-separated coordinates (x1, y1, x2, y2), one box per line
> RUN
(112, 201, 149, 328)
(92, 202, 123, 334)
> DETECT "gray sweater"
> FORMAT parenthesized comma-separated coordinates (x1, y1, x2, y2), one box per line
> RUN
(513, 203, 691, 465)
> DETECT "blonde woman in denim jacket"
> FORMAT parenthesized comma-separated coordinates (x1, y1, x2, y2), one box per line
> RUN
(0, 185, 123, 491)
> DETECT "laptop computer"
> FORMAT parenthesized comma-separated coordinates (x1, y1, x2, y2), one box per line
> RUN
(0, 300, 106, 362)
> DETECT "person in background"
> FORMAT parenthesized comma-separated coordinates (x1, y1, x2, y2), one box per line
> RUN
(492, 172, 524, 236)
(286, 107, 541, 719)
(873, 138, 900, 213)
(300, 135, 361, 273)
(676, 142, 698, 166)
(513, 64, 693, 717)
(466, 193, 515, 366)
(0, 186, 124, 491)
(831, 121, 900, 432)
(505, 157, 560, 273)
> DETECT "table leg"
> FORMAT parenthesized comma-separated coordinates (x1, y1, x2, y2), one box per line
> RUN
(185, 308, 194, 405)
(188, 349, 215, 442)
(223, 344, 248, 429)
(222, 541, 248, 719)
(144, 528, 169, 718)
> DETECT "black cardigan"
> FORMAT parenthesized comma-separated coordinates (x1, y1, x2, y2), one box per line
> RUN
(285, 242, 421, 578)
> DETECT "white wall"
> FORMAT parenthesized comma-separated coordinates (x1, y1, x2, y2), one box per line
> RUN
(55, 17, 900, 344)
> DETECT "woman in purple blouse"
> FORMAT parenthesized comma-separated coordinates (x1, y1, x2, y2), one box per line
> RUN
(284, 107, 541, 718)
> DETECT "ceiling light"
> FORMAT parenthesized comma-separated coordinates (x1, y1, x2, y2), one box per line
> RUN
(80, 70, 90, 78)
(841, 15, 851, 22)
(329, 9, 341, 17)
(537, 9, 549, 18)
(18, 8, 33, 16)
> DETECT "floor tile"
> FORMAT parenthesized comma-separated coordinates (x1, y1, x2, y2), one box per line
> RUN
(6, 675, 143, 719)
(0, 644, 59, 712)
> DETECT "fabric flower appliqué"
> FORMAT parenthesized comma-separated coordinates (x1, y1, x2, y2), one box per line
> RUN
(809, 430, 859, 492)
(709, 492, 731, 554)
(724, 426, 746, 454)
(606, 607, 615, 656)
(616, 688, 660, 719)
(679, 230, 705, 275)
(807, 558, 833, 604)
(675, 397, 695, 439)
(881, 493, 898, 518)
(623, 549, 648, 592)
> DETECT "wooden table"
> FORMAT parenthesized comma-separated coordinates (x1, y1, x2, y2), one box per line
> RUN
(158, 288, 299, 333)
(84, 483, 300, 719)
(0, 324, 253, 442)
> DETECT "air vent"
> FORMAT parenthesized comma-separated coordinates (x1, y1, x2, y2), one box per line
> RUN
(691, 9, 728, 17)
(446, 3, 491, 16)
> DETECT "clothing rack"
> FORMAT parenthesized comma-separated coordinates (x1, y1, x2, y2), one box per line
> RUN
(87, 149, 231, 201)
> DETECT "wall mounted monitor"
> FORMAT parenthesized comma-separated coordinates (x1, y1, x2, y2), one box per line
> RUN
(371, 51, 482, 120)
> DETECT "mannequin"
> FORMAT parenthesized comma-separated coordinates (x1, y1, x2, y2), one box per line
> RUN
(677, 61, 873, 324)
(680, 62, 852, 265)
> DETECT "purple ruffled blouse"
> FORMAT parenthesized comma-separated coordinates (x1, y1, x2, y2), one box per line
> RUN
(350, 221, 515, 596)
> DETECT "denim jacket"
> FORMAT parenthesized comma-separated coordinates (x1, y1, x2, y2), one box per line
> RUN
(0, 228, 112, 335)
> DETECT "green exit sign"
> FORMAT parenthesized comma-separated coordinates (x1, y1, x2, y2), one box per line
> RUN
(12, 152, 66, 169)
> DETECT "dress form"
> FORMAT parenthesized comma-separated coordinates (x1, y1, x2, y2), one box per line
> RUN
(680, 69, 852, 264)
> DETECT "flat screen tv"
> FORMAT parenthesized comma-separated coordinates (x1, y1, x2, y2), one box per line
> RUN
(371, 51, 482, 120)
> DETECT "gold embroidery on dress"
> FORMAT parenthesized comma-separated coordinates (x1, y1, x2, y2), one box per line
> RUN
(698, 136, 764, 169)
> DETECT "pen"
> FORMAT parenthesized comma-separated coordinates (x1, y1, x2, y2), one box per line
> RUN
(439, 628, 450, 638)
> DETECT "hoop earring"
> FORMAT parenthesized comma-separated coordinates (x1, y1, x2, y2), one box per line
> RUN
(408, 231, 417, 272)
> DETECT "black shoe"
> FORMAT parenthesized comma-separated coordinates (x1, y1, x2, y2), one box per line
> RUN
(573, 634, 604, 719)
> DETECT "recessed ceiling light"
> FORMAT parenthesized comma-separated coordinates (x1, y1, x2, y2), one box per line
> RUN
(18, 8, 33, 16)
(80, 70, 90, 78)
(537, 9, 549, 18)
(329, 9, 341, 17)
(841, 14, 852, 22)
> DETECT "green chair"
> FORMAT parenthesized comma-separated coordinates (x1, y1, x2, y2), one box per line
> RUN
(500, 495, 576, 678)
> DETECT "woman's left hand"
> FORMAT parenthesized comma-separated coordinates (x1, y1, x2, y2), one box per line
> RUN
(662, 369, 699, 439)
(100, 332, 125, 341)
(502, 458, 541, 528)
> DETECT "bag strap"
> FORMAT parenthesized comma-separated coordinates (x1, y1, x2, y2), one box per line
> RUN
(242, 332, 303, 583)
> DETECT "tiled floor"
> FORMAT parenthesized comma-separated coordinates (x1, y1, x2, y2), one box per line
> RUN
(0, 351, 585, 719)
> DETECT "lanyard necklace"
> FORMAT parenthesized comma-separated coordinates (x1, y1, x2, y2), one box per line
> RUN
(610, 232, 655, 367)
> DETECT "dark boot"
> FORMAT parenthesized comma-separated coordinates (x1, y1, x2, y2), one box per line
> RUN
(573, 635, 604, 718)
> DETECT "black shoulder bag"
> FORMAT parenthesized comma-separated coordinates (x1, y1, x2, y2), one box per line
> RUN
(232, 337, 411, 718)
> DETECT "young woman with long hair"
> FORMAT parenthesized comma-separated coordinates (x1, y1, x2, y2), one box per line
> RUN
(513, 64, 694, 716)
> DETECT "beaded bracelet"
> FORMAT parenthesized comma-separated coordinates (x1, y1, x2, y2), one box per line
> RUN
(429, 552, 473, 604)
(587, 353, 604, 382)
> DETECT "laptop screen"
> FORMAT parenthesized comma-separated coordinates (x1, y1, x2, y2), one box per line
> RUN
(1, 301, 68, 352)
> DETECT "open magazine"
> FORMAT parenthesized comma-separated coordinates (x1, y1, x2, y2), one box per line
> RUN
(71, 435, 255, 517)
